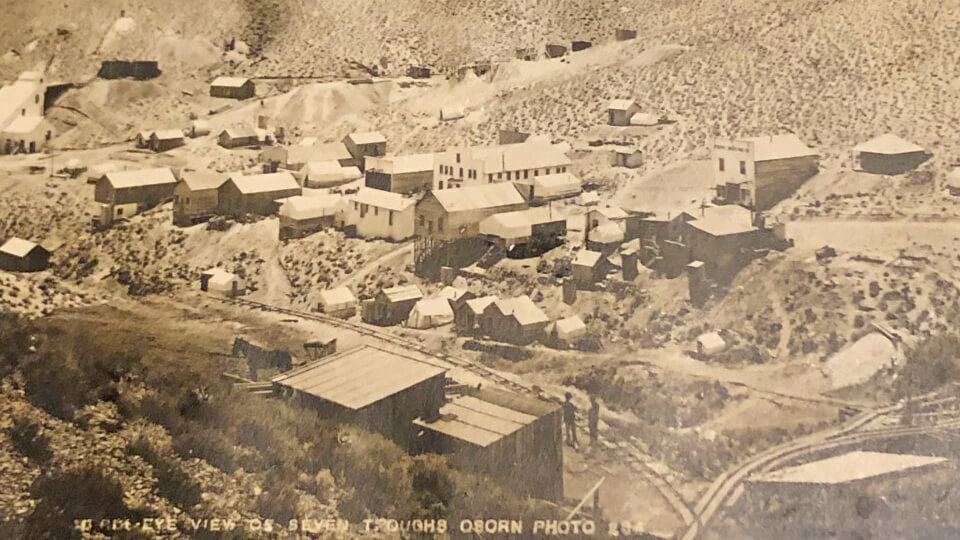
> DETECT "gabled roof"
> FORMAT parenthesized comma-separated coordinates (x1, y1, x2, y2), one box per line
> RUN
(180, 170, 228, 191)
(429, 183, 526, 213)
(346, 131, 386, 145)
(608, 99, 636, 111)
(748, 451, 947, 485)
(319, 286, 357, 306)
(740, 134, 818, 161)
(308, 142, 353, 162)
(686, 205, 756, 237)
(573, 249, 603, 267)
(103, 167, 177, 189)
(492, 295, 549, 326)
(226, 172, 300, 194)
(479, 206, 565, 240)
(0, 237, 44, 258)
(464, 295, 498, 315)
(439, 286, 469, 302)
(450, 141, 571, 174)
(590, 204, 629, 220)
(272, 344, 446, 410)
(854, 133, 925, 155)
(220, 126, 259, 139)
(411, 297, 454, 317)
(413, 394, 538, 447)
(380, 284, 423, 303)
(211, 76, 250, 88)
(555, 316, 587, 339)
(366, 153, 435, 174)
(151, 129, 184, 141)
(279, 194, 343, 220)
(350, 187, 415, 212)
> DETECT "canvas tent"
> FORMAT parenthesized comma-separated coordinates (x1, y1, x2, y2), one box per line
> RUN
(696, 331, 726, 356)
(406, 297, 455, 329)
(319, 286, 358, 318)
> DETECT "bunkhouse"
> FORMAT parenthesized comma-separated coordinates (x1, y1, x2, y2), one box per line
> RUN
(853, 134, 930, 175)
(217, 172, 302, 217)
(364, 153, 436, 194)
(478, 295, 550, 345)
(612, 148, 643, 168)
(362, 284, 424, 326)
(608, 99, 640, 126)
(478, 206, 567, 254)
(433, 141, 571, 190)
(415, 183, 529, 241)
(199, 268, 246, 297)
(218, 127, 260, 149)
(272, 344, 447, 450)
(0, 237, 51, 272)
(513, 171, 582, 203)
(343, 131, 387, 172)
(0, 72, 52, 155)
(712, 134, 820, 211)
(343, 188, 416, 241)
(454, 295, 497, 335)
(209, 76, 255, 100)
(278, 194, 344, 239)
(406, 297, 455, 329)
(172, 170, 229, 226)
(318, 286, 358, 318)
(95, 167, 178, 225)
(148, 129, 185, 152)
(413, 386, 563, 500)
(299, 161, 361, 188)
(571, 249, 610, 287)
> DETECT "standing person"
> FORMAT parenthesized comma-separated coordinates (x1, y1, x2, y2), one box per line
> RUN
(588, 395, 600, 445)
(563, 392, 578, 447)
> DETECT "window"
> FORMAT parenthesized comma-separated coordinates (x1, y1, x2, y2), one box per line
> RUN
(456, 153, 461, 163)
(562, 166, 567, 173)
(34, 95, 39, 104)
(534, 169, 539, 176)
(488, 174, 493, 183)
(21, 109, 25, 116)
(438, 217, 444, 231)
(497, 172, 502, 180)
(428, 220, 433, 233)
(524, 170, 529, 179)
(739, 161, 746, 175)
(419, 215, 426, 226)
(389, 210, 394, 226)
(117, 208, 124, 216)
(439, 181, 444, 189)
(506, 171, 511, 180)
(718, 158, 725, 172)
(459, 167, 463, 178)
(374, 207, 379, 216)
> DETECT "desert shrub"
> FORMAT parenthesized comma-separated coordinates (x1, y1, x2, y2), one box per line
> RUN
(21, 354, 92, 420)
(0, 312, 32, 376)
(139, 392, 185, 432)
(333, 433, 415, 519)
(24, 466, 140, 540)
(7, 415, 52, 463)
(127, 436, 201, 509)
(311, 469, 336, 502)
(256, 469, 300, 523)
(896, 334, 960, 397)
(172, 427, 237, 473)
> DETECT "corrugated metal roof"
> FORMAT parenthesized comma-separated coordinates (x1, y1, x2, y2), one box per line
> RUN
(272, 345, 446, 410)
(741, 134, 818, 162)
(430, 182, 526, 212)
(228, 172, 300, 194)
(687, 205, 756, 237)
(748, 451, 947, 485)
(366, 153, 435, 174)
(279, 194, 343, 220)
(854, 133, 925, 155)
(350, 187, 414, 212)
(346, 131, 386, 145)
(181, 170, 228, 191)
(104, 167, 177, 189)
(211, 76, 250, 88)
(0, 237, 42, 258)
(381, 284, 423, 303)
(414, 394, 538, 447)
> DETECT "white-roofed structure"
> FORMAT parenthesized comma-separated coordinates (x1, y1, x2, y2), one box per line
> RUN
(0, 71, 49, 155)
(696, 331, 727, 356)
(587, 222, 625, 252)
(278, 194, 344, 239)
(218, 126, 260, 148)
(210, 76, 255, 99)
(454, 295, 498, 334)
(406, 297, 455, 329)
(200, 268, 245, 297)
(440, 105, 465, 121)
(173, 170, 229, 226)
(189, 119, 210, 137)
(713, 133, 820, 210)
(0, 237, 51, 272)
(95, 167, 178, 225)
(479, 295, 550, 345)
(363, 284, 424, 326)
(553, 315, 587, 343)
(630, 112, 659, 126)
(416, 183, 528, 241)
(299, 161, 360, 188)
(853, 134, 929, 175)
(607, 99, 640, 125)
(343, 187, 416, 241)
(218, 172, 302, 216)
(513, 171, 582, 203)
(479, 206, 567, 246)
(148, 129, 185, 152)
(365, 153, 436, 194)
(318, 286, 358, 318)
(343, 131, 387, 171)
(433, 141, 571, 191)
(572, 249, 609, 286)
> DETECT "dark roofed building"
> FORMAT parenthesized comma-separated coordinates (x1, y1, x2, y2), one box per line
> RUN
(210, 77, 255, 100)
(217, 172, 302, 216)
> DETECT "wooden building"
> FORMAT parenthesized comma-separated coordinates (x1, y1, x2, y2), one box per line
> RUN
(318, 286, 358, 318)
(173, 170, 228, 226)
(545, 44, 568, 58)
(607, 99, 639, 126)
(454, 295, 497, 335)
(0, 237, 50, 272)
(278, 194, 343, 239)
(362, 284, 424, 326)
(947, 169, 960, 197)
(407, 65, 432, 78)
(218, 127, 259, 149)
(571, 249, 609, 287)
(209, 77, 255, 100)
(571, 40, 592, 52)
(414, 387, 563, 500)
(853, 134, 929, 175)
(433, 141, 570, 191)
(262, 143, 355, 171)
(343, 188, 416, 241)
(513, 171, 582, 203)
(615, 29, 637, 40)
(273, 344, 447, 450)
(343, 131, 387, 172)
(478, 295, 550, 345)
(682, 205, 768, 282)
(479, 206, 567, 251)
(712, 134, 819, 211)
(416, 183, 528, 241)
(97, 60, 161, 80)
(149, 129, 185, 153)
(364, 153, 435, 194)
(95, 167, 178, 224)
(612, 148, 643, 168)
(0, 72, 51, 155)
(217, 172, 302, 217)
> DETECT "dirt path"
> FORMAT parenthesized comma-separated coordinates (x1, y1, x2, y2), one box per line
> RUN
(334, 241, 413, 289)
(765, 279, 792, 360)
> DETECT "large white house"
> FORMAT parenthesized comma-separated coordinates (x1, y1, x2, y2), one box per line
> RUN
(0, 72, 51, 155)
(343, 187, 416, 241)
(433, 141, 571, 191)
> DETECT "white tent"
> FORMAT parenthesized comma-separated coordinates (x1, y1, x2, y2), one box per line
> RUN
(555, 316, 587, 342)
(406, 297, 455, 329)
(201, 269, 245, 297)
(629, 112, 659, 126)
(440, 105, 465, 121)
(319, 287, 357, 314)
(588, 222, 625, 244)
(696, 332, 726, 356)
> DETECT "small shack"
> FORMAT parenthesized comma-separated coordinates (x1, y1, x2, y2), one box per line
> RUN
(217, 172, 302, 216)
(318, 287, 358, 318)
(853, 134, 929, 175)
(406, 297, 455, 329)
(587, 222, 626, 253)
(572, 249, 609, 287)
(696, 331, 726, 357)
(608, 99, 640, 126)
(454, 295, 497, 335)
(278, 194, 343, 239)
(210, 77, 255, 100)
(365, 153, 435, 194)
(571, 40, 592, 52)
(149, 129, 185, 152)
(545, 44, 568, 58)
(362, 284, 424, 326)
(478, 295, 550, 345)
(343, 131, 387, 172)
(615, 29, 637, 41)
(189, 119, 211, 138)
(273, 344, 447, 449)
(0, 238, 51, 272)
(173, 170, 228, 226)
(612, 148, 643, 168)
(199, 269, 245, 297)
(550, 315, 587, 347)
(97, 60, 160, 80)
(218, 127, 260, 149)
(440, 105, 465, 122)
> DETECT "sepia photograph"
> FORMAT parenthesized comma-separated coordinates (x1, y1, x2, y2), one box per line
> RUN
(0, 0, 959, 538)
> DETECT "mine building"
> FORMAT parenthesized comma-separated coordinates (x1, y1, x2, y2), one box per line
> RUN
(607, 99, 640, 126)
(362, 284, 424, 326)
(0, 72, 53, 155)
(343, 131, 387, 172)
(209, 76, 256, 100)
(478, 295, 550, 345)
(95, 167, 178, 225)
(342, 188, 416, 241)
(218, 127, 260, 149)
(364, 153, 436, 194)
(414, 387, 564, 500)
(273, 344, 447, 450)
(148, 129, 185, 152)
(278, 194, 344, 239)
(433, 141, 570, 191)
(0, 237, 51, 272)
(852, 134, 929, 175)
(199, 268, 246, 298)
(173, 170, 229, 226)
(318, 286, 358, 319)
(712, 133, 819, 211)
(217, 172, 302, 217)
(512, 171, 582, 204)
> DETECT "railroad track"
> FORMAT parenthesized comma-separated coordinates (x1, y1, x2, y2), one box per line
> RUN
(222, 297, 696, 527)
(681, 392, 958, 540)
